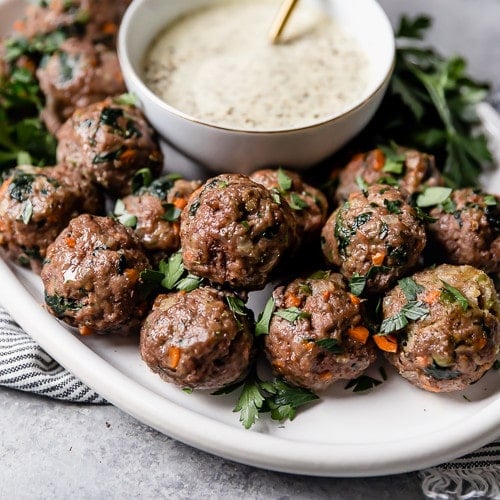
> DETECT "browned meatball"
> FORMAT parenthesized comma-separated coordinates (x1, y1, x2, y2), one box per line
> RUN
(264, 271, 376, 391)
(334, 147, 443, 204)
(425, 189, 500, 274)
(56, 97, 163, 196)
(37, 38, 126, 133)
(13, 0, 131, 47)
(321, 184, 427, 294)
(249, 168, 328, 239)
(116, 175, 202, 264)
(181, 174, 299, 290)
(381, 264, 499, 392)
(41, 214, 150, 335)
(140, 287, 255, 390)
(0, 165, 102, 272)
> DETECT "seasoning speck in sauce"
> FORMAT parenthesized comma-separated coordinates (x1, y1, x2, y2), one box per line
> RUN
(143, 0, 371, 131)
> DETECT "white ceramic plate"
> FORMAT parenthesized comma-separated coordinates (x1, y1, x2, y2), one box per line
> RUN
(1, 0, 499, 478)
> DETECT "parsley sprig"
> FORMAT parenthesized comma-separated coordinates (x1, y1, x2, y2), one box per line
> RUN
(213, 370, 319, 429)
(358, 15, 491, 187)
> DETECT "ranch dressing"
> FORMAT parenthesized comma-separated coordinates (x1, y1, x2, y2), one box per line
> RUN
(144, 0, 370, 131)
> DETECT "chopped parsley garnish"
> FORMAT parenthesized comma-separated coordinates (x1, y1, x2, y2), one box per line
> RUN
(277, 167, 293, 192)
(345, 375, 383, 393)
(383, 198, 402, 214)
(378, 144, 405, 175)
(416, 186, 453, 208)
(45, 293, 82, 317)
(255, 297, 275, 336)
(398, 277, 424, 301)
(483, 194, 497, 206)
(424, 362, 461, 380)
(213, 371, 318, 429)
(315, 338, 343, 354)
(161, 203, 182, 222)
(440, 281, 469, 311)
(288, 192, 309, 211)
(380, 299, 429, 334)
(274, 307, 311, 323)
(348, 266, 390, 296)
(355, 175, 369, 195)
(113, 199, 137, 228)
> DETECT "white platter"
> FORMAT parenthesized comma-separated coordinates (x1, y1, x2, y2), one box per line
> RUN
(1, 0, 499, 478)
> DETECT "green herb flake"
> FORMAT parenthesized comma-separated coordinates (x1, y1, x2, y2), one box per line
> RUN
(277, 168, 293, 192)
(274, 307, 311, 323)
(113, 93, 139, 107)
(255, 297, 275, 336)
(288, 192, 309, 211)
(383, 198, 402, 214)
(161, 203, 182, 222)
(416, 187, 453, 208)
(345, 375, 383, 393)
(440, 281, 469, 311)
(182, 387, 193, 394)
(315, 338, 343, 354)
(21, 199, 33, 224)
(349, 273, 366, 297)
(398, 277, 424, 301)
(131, 167, 153, 192)
(226, 296, 247, 316)
(160, 252, 185, 290)
(355, 175, 369, 195)
(483, 194, 497, 206)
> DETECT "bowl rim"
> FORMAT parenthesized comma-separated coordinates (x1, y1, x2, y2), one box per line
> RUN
(118, 0, 396, 135)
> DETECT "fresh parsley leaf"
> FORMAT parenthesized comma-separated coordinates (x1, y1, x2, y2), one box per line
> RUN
(355, 175, 369, 194)
(277, 168, 292, 192)
(398, 277, 424, 301)
(380, 300, 429, 334)
(234, 377, 266, 429)
(315, 338, 343, 354)
(380, 311, 408, 334)
(383, 198, 402, 214)
(160, 252, 185, 290)
(131, 167, 153, 192)
(21, 199, 33, 224)
(161, 203, 182, 222)
(416, 186, 453, 208)
(255, 297, 275, 336)
(483, 194, 497, 206)
(113, 93, 139, 107)
(345, 375, 383, 393)
(288, 192, 309, 211)
(113, 199, 137, 228)
(274, 307, 311, 323)
(175, 274, 202, 292)
(401, 300, 429, 320)
(440, 281, 469, 311)
(396, 15, 432, 39)
(226, 296, 247, 316)
(349, 273, 366, 296)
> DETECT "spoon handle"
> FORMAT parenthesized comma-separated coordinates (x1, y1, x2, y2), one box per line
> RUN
(268, 0, 299, 44)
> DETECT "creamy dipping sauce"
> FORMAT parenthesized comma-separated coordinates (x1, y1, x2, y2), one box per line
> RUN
(144, 0, 371, 131)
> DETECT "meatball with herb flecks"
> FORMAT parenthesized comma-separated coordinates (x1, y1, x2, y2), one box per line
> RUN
(333, 147, 443, 204)
(140, 286, 255, 390)
(264, 271, 376, 391)
(422, 188, 500, 274)
(37, 38, 126, 133)
(115, 174, 202, 264)
(56, 96, 163, 197)
(321, 184, 427, 294)
(380, 264, 499, 392)
(41, 214, 150, 335)
(0, 165, 103, 272)
(181, 173, 299, 290)
(249, 168, 328, 239)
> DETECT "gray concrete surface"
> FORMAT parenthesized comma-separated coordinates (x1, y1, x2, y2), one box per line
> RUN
(1, 0, 499, 498)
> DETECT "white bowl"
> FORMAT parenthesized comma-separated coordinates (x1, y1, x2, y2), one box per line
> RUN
(118, 0, 395, 174)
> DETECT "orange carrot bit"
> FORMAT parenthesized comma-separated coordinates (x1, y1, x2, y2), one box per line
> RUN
(171, 221, 180, 236)
(475, 334, 487, 350)
(166, 346, 181, 369)
(322, 290, 332, 302)
(348, 293, 361, 306)
(423, 289, 440, 305)
(102, 21, 117, 35)
(119, 149, 136, 163)
(371, 251, 386, 266)
(370, 148, 386, 171)
(12, 19, 25, 32)
(172, 197, 188, 210)
(347, 325, 370, 344)
(124, 268, 139, 284)
(65, 236, 76, 248)
(0, 178, 12, 199)
(79, 325, 94, 336)
(302, 340, 315, 351)
(285, 292, 302, 308)
(373, 334, 398, 353)
(318, 371, 333, 382)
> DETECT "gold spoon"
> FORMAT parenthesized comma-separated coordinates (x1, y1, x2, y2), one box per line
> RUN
(268, 0, 300, 44)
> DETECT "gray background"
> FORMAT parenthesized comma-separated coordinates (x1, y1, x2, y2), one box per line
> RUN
(1, 0, 500, 498)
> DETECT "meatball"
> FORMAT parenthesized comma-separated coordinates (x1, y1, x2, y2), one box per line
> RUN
(264, 271, 376, 391)
(56, 97, 163, 196)
(321, 184, 427, 294)
(116, 175, 202, 264)
(140, 287, 255, 390)
(426, 189, 500, 274)
(13, 0, 131, 47)
(381, 264, 499, 392)
(37, 38, 126, 133)
(249, 168, 328, 238)
(334, 148, 443, 204)
(41, 214, 150, 335)
(181, 174, 299, 290)
(0, 165, 102, 272)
